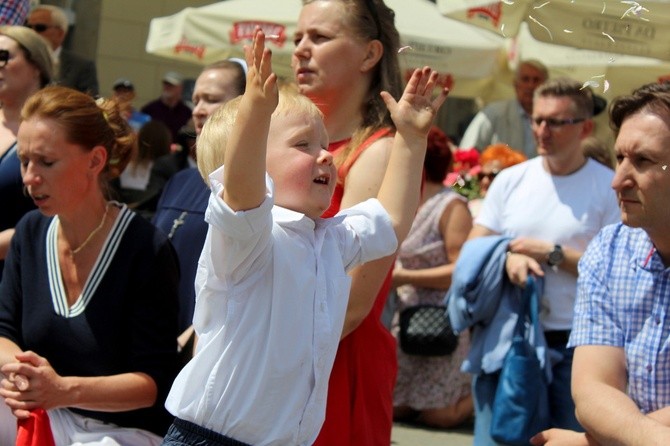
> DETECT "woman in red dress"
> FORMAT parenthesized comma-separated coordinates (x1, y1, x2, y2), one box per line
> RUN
(293, 1, 404, 444)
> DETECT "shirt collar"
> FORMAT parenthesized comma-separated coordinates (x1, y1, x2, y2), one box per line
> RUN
(633, 231, 668, 272)
(271, 206, 345, 231)
(272, 206, 312, 226)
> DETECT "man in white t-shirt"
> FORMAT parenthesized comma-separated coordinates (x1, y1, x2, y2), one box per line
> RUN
(467, 78, 620, 446)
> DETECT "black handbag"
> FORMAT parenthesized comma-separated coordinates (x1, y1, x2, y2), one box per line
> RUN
(398, 304, 459, 356)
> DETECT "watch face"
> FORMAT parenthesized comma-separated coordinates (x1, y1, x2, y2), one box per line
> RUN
(548, 246, 564, 266)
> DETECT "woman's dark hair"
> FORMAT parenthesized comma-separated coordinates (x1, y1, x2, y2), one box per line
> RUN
(136, 120, 172, 165)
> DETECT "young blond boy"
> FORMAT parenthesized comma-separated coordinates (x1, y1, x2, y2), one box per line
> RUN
(163, 30, 448, 446)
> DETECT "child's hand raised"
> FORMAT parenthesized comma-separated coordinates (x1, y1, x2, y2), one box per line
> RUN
(380, 67, 448, 140)
(243, 28, 278, 115)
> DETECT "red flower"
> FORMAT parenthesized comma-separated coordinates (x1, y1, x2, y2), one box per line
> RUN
(452, 147, 480, 172)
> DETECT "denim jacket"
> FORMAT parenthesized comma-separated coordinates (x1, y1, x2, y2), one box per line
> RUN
(446, 235, 549, 377)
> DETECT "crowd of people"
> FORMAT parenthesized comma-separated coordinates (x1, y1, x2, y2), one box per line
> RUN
(1, 1, 670, 445)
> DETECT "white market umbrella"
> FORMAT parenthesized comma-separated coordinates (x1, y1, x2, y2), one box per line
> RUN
(146, 1, 300, 78)
(509, 22, 670, 100)
(436, 0, 670, 61)
(145, 0, 508, 98)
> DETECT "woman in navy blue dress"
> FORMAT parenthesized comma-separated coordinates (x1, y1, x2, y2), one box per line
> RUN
(0, 86, 179, 445)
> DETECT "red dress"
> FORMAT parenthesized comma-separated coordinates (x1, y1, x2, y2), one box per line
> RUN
(315, 128, 396, 446)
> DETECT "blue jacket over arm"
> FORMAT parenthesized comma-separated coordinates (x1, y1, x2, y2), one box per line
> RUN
(446, 235, 549, 378)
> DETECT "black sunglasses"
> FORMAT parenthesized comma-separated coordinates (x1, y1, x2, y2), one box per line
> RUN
(25, 23, 55, 33)
(477, 170, 500, 182)
(531, 117, 586, 128)
(0, 50, 9, 68)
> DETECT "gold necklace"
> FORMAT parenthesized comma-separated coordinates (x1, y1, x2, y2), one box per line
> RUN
(67, 203, 111, 256)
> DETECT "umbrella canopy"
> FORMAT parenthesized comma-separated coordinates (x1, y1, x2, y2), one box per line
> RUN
(146, 1, 299, 77)
(505, 20, 670, 150)
(436, 0, 670, 61)
(145, 0, 508, 98)
(509, 22, 670, 99)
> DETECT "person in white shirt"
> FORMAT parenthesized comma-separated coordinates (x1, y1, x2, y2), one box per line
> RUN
(467, 77, 620, 445)
(161, 30, 448, 446)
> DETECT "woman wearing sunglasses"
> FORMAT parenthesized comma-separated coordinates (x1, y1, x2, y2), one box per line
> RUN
(0, 25, 53, 281)
(468, 144, 527, 219)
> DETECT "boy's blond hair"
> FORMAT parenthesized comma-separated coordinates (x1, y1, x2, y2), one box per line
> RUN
(196, 83, 324, 182)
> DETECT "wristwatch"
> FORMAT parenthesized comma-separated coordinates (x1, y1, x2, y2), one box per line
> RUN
(547, 244, 564, 267)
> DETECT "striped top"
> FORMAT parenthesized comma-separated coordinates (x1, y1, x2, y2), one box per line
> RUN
(46, 205, 134, 317)
(0, 204, 180, 435)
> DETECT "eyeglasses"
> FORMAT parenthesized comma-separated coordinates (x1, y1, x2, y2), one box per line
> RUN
(25, 23, 56, 33)
(0, 50, 9, 68)
(531, 117, 586, 128)
(477, 170, 500, 182)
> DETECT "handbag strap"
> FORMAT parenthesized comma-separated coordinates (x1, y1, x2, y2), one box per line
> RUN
(513, 276, 540, 340)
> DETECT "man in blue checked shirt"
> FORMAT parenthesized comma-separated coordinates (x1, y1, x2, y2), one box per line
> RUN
(531, 82, 670, 445)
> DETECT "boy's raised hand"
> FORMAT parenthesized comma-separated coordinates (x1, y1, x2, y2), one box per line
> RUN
(223, 28, 278, 211)
(380, 67, 448, 140)
(243, 28, 278, 114)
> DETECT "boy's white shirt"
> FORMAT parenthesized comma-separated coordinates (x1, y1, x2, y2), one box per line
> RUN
(165, 166, 397, 446)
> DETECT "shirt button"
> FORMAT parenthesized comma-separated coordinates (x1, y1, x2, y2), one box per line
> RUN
(656, 316, 661, 325)
(647, 364, 653, 372)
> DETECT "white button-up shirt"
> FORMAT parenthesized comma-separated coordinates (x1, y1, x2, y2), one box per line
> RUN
(165, 168, 397, 445)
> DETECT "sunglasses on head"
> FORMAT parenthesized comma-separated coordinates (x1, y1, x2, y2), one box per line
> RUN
(0, 50, 9, 68)
(25, 23, 55, 33)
